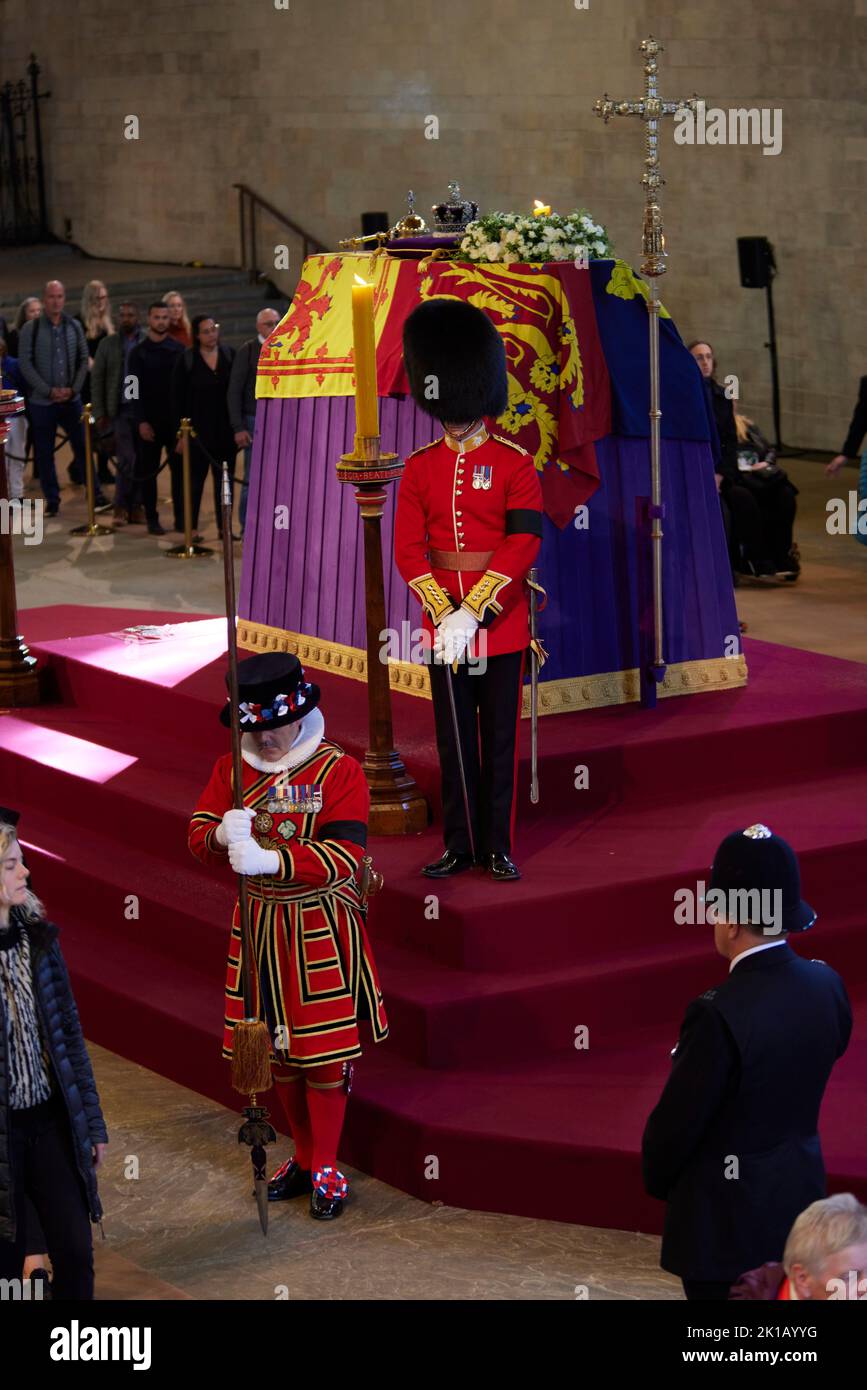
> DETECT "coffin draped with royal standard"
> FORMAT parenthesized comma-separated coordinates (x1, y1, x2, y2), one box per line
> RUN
(237, 252, 746, 714)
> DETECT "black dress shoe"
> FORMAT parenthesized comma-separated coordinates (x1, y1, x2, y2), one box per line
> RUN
(488, 852, 521, 881)
(46, 502, 60, 517)
(422, 849, 476, 878)
(147, 521, 167, 535)
(310, 1167, 348, 1220)
(265, 1157, 313, 1202)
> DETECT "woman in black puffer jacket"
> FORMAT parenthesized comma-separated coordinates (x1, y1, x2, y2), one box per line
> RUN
(0, 816, 107, 1299)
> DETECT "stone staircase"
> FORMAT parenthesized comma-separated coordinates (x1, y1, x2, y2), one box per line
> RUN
(0, 245, 290, 349)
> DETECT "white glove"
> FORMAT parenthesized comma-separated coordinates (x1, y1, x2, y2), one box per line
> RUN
(228, 838, 280, 877)
(216, 807, 255, 847)
(434, 607, 479, 665)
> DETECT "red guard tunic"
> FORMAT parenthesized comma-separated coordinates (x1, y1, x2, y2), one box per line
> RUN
(188, 739, 388, 1071)
(393, 429, 543, 656)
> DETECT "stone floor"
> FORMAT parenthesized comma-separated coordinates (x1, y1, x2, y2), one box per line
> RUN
(87, 1046, 680, 1301)
(7, 441, 865, 1301)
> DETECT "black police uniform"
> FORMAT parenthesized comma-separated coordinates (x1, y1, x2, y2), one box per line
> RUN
(642, 941, 852, 1297)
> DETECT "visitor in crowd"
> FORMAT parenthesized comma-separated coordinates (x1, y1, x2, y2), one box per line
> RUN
(162, 290, 192, 347)
(733, 410, 799, 579)
(730, 1193, 867, 1300)
(689, 341, 794, 583)
(17, 280, 110, 517)
(228, 306, 280, 534)
(77, 280, 115, 485)
(642, 824, 852, 1301)
(171, 314, 237, 540)
(91, 302, 145, 526)
(826, 374, 867, 476)
(128, 302, 185, 536)
(0, 816, 108, 1301)
(0, 340, 28, 500)
(3, 296, 41, 358)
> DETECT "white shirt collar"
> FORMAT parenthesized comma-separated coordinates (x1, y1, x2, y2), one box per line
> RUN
(729, 939, 787, 973)
(241, 707, 324, 773)
(257, 333, 267, 344)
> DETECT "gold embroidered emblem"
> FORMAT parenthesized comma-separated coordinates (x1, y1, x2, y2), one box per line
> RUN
(409, 572, 454, 624)
(253, 811, 274, 834)
(462, 569, 511, 621)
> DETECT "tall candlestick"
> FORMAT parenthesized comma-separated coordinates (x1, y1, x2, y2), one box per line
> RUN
(351, 275, 379, 438)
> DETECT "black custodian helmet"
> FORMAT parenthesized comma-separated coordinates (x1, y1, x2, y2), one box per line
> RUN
(402, 298, 508, 424)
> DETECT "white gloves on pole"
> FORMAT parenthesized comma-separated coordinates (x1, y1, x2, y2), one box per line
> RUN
(216, 807, 255, 847)
(434, 607, 479, 665)
(228, 838, 280, 877)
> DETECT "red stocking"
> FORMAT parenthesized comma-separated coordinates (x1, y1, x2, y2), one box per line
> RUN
(272, 1072, 313, 1170)
(305, 1060, 349, 1176)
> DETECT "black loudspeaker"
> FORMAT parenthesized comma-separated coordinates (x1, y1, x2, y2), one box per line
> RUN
(737, 236, 775, 289)
(361, 211, 390, 237)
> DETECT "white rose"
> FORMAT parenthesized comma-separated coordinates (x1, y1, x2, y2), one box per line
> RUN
(483, 241, 500, 260)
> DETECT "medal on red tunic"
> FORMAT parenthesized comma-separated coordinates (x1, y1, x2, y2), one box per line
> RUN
(266, 781, 323, 814)
(472, 463, 493, 490)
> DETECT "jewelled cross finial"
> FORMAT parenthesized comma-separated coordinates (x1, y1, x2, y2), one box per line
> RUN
(594, 36, 701, 277)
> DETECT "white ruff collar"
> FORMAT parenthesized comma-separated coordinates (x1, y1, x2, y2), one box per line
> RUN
(241, 707, 325, 773)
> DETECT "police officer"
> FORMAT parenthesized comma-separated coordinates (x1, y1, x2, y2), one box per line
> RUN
(394, 298, 542, 882)
(642, 824, 852, 1300)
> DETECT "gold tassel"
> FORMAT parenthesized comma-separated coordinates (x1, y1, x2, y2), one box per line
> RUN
(231, 1020, 272, 1095)
(530, 636, 549, 669)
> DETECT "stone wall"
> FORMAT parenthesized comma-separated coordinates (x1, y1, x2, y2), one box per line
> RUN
(3, 0, 866, 449)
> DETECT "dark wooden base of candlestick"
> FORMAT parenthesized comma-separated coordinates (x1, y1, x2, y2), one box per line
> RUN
(0, 637, 40, 706)
(363, 749, 429, 837)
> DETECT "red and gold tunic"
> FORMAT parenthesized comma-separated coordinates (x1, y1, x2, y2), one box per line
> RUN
(394, 428, 543, 658)
(188, 738, 388, 1071)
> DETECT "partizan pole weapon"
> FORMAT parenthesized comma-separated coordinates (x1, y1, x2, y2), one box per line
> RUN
(221, 461, 276, 1235)
(526, 568, 548, 804)
(594, 36, 701, 695)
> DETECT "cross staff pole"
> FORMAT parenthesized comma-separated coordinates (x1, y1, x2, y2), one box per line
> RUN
(595, 36, 701, 690)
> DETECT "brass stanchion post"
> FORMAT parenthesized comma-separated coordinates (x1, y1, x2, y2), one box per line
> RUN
(70, 402, 113, 537)
(165, 417, 213, 558)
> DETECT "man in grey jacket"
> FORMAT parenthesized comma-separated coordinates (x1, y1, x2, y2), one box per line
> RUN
(18, 280, 109, 517)
(227, 306, 281, 533)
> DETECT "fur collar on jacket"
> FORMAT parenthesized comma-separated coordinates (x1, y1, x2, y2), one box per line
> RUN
(240, 707, 325, 774)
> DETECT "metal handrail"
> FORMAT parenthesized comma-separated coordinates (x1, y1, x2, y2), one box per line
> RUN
(233, 183, 327, 283)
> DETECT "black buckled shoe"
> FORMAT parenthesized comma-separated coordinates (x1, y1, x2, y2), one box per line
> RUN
(488, 852, 521, 881)
(310, 1167, 348, 1221)
(265, 1157, 313, 1202)
(422, 849, 476, 878)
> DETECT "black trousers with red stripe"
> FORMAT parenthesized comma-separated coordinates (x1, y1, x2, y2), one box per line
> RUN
(429, 649, 525, 858)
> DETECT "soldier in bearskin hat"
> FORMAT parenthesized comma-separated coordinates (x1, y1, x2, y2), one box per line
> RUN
(188, 653, 388, 1220)
(642, 824, 852, 1300)
(394, 298, 543, 881)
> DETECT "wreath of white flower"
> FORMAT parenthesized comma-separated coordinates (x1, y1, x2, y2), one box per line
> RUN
(459, 208, 613, 265)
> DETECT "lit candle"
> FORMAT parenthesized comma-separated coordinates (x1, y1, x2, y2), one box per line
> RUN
(351, 274, 379, 439)
(533, 200, 551, 217)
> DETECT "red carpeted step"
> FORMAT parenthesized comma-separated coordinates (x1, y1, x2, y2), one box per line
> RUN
(7, 606, 867, 1231)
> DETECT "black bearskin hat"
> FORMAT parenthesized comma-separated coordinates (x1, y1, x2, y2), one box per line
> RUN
(402, 298, 508, 423)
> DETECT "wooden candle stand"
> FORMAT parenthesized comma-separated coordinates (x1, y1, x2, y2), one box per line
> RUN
(337, 434, 428, 836)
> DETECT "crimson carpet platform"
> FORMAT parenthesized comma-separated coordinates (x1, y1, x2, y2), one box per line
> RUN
(3, 605, 866, 1231)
